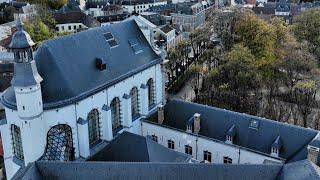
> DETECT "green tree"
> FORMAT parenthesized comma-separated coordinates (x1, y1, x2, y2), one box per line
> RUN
(234, 13, 276, 67)
(24, 0, 67, 9)
(24, 18, 55, 45)
(292, 9, 320, 61)
(0, 6, 15, 23)
(203, 44, 261, 114)
(280, 38, 317, 95)
(293, 80, 317, 127)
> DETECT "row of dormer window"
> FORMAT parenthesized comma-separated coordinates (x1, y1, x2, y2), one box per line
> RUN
(151, 135, 233, 164)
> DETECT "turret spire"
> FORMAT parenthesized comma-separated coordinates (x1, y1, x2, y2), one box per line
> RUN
(16, 15, 24, 31)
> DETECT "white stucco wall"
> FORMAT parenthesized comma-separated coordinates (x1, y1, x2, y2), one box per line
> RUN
(141, 121, 284, 164)
(1, 63, 163, 179)
(123, 1, 167, 14)
(56, 23, 86, 33)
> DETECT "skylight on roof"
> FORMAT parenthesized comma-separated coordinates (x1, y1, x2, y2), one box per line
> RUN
(103, 32, 118, 48)
(104, 32, 114, 41)
(249, 119, 259, 130)
(128, 38, 143, 54)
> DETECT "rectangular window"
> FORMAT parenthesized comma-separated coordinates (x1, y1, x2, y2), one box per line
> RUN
(11, 125, 24, 161)
(223, 156, 232, 164)
(168, 140, 175, 149)
(203, 150, 211, 162)
(68, 26, 71, 30)
(74, 25, 77, 30)
(152, 135, 158, 142)
(185, 145, 192, 155)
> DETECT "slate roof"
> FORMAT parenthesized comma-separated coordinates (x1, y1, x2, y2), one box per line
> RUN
(253, 3, 276, 15)
(277, 159, 320, 180)
(88, 131, 190, 162)
(146, 100, 319, 162)
(14, 161, 283, 180)
(227, 124, 237, 137)
(8, 18, 35, 49)
(54, 11, 100, 27)
(272, 136, 283, 149)
(275, 2, 290, 12)
(57, 0, 81, 13)
(86, 0, 109, 9)
(96, 13, 130, 23)
(146, 2, 198, 15)
(2, 20, 161, 110)
(160, 24, 174, 34)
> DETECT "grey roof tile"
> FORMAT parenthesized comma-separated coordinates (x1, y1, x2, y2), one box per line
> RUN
(15, 161, 283, 180)
(87, 131, 190, 162)
(147, 100, 319, 161)
(2, 20, 161, 110)
(276, 159, 320, 180)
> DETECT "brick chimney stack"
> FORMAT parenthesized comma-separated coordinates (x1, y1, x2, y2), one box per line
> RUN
(193, 113, 201, 134)
(158, 104, 164, 124)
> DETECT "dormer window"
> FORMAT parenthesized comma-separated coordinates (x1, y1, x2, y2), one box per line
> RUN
(271, 147, 278, 154)
(271, 136, 282, 158)
(186, 125, 192, 133)
(226, 125, 236, 144)
(226, 135, 232, 144)
(151, 134, 158, 142)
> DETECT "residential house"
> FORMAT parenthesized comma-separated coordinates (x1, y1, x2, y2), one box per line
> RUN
(54, 11, 100, 33)
(119, 0, 167, 14)
(156, 24, 176, 51)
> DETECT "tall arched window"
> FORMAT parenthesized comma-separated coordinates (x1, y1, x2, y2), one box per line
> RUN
(147, 78, 155, 108)
(130, 87, 140, 119)
(42, 124, 74, 161)
(11, 124, 24, 160)
(88, 109, 101, 146)
(111, 97, 121, 131)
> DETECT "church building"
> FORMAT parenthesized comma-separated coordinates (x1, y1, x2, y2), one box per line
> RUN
(1, 18, 320, 180)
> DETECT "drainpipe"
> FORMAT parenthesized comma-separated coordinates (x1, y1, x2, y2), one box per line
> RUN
(196, 135, 199, 160)
(238, 148, 240, 164)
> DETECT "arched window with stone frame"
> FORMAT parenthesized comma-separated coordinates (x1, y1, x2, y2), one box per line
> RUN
(11, 124, 24, 161)
(111, 97, 121, 132)
(41, 124, 74, 161)
(87, 109, 101, 146)
(130, 87, 140, 120)
(147, 78, 155, 109)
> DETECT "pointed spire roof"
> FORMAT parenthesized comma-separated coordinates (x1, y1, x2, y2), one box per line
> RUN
(272, 136, 283, 149)
(8, 17, 35, 49)
(226, 124, 237, 137)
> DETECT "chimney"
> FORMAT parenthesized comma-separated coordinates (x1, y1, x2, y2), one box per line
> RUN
(193, 113, 201, 134)
(307, 145, 319, 165)
(157, 104, 164, 124)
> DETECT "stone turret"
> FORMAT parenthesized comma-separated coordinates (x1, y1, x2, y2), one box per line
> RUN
(8, 16, 43, 118)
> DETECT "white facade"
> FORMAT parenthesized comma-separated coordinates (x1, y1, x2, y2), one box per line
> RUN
(13, 4, 37, 21)
(123, 1, 167, 14)
(1, 63, 163, 179)
(56, 23, 86, 33)
(141, 122, 284, 164)
(86, 8, 105, 17)
(156, 27, 176, 50)
(275, 11, 290, 16)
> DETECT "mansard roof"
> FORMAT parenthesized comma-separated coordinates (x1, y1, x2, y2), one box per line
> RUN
(272, 136, 283, 149)
(146, 100, 320, 162)
(88, 131, 190, 162)
(277, 159, 320, 180)
(2, 20, 161, 110)
(14, 161, 283, 180)
(226, 124, 237, 137)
